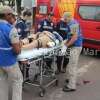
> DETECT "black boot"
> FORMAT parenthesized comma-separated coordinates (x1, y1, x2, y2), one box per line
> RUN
(63, 85, 76, 92)
(61, 57, 69, 73)
(56, 56, 63, 74)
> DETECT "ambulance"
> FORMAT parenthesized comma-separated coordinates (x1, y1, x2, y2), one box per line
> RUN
(36, 0, 100, 50)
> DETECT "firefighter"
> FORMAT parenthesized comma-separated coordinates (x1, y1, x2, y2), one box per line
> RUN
(61, 12, 83, 92)
(16, 10, 31, 39)
(37, 12, 55, 33)
(37, 12, 55, 68)
(0, 6, 23, 100)
(55, 18, 70, 74)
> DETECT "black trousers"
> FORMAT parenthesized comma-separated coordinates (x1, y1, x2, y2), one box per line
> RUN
(45, 58, 52, 68)
(56, 56, 69, 72)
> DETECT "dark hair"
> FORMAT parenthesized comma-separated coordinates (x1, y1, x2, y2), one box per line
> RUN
(27, 11, 32, 16)
(0, 14, 5, 19)
(23, 11, 32, 17)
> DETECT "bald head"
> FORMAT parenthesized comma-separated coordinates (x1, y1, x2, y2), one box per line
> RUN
(62, 12, 72, 23)
(0, 6, 16, 24)
(0, 6, 13, 14)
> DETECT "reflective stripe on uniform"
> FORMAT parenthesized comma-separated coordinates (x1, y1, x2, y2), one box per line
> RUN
(0, 47, 12, 50)
(43, 26, 53, 29)
(60, 27, 67, 31)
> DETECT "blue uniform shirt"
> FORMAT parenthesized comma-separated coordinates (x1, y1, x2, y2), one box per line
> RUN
(0, 20, 19, 67)
(67, 19, 83, 47)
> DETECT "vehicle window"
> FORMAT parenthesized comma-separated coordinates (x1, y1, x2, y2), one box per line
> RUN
(95, 7, 100, 20)
(39, 5, 47, 14)
(79, 6, 100, 21)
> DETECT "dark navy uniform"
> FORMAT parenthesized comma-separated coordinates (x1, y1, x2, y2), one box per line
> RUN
(37, 15, 55, 68)
(56, 20, 70, 40)
(56, 20, 70, 73)
(16, 18, 28, 39)
(38, 19, 55, 33)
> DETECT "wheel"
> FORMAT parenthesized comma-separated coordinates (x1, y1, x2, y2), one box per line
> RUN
(39, 91, 44, 97)
(55, 80, 59, 86)
(39, 88, 46, 97)
(33, 74, 39, 82)
(22, 81, 25, 88)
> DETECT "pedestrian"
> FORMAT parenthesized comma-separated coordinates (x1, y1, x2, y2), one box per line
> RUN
(61, 12, 83, 92)
(55, 17, 70, 74)
(0, 6, 23, 100)
(37, 12, 55, 68)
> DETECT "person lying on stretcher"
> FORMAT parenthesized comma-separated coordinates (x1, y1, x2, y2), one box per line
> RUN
(21, 31, 63, 50)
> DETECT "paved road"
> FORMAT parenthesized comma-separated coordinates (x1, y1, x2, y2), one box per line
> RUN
(0, 52, 100, 100)
(22, 52, 100, 100)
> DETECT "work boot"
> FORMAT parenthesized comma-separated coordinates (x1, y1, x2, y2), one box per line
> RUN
(65, 79, 69, 83)
(61, 68, 66, 73)
(62, 85, 76, 92)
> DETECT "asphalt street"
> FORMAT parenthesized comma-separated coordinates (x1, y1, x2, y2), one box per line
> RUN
(0, 50, 100, 100)
(22, 51, 100, 100)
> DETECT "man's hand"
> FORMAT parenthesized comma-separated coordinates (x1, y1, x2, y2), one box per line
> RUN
(10, 28, 21, 54)
(47, 42, 55, 47)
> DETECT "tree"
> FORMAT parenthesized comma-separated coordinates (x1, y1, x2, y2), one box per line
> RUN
(16, 0, 22, 15)
(0, 0, 22, 15)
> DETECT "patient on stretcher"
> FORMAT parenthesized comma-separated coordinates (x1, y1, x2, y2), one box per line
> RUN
(21, 31, 63, 50)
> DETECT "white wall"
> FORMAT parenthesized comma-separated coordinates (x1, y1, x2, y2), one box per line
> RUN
(21, 0, 32, 9)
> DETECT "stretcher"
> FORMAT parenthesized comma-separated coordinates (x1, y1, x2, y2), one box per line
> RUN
(21, 31, 63, 49)
(18, 45, 62, 97)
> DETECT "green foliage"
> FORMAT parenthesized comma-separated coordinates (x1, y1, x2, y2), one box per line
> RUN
(0, 0, 22, 15)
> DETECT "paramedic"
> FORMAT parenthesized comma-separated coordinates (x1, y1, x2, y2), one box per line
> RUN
(56, 18, 70, 74)
(0, 6, 23, 100)
(61, 12, 83, 92)
(16, 10, 31, 39)
(38, 12, 55, 68)
(37, 12, 55, 33)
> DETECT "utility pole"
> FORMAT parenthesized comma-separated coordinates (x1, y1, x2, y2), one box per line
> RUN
(32, 0, 37, 27)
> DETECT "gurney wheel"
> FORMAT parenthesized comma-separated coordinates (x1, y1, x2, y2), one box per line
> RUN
(55, 80, 59, 86)
(33, 74, 39, 82)
(39, 88, 46, 97)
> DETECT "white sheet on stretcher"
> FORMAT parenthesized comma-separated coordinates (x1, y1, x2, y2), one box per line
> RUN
(17, 48, 53, 61)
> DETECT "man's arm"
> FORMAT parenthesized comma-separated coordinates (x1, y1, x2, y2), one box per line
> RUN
(9, 27, 21, 54)
(12, 43, 21, 54)
(65, 24, 79, 47)
(37, 21, 43, 32)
